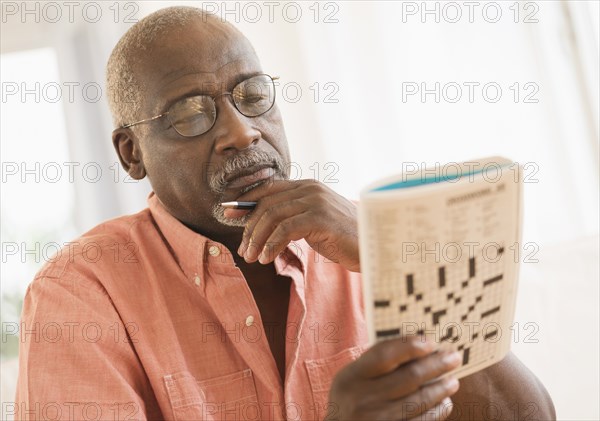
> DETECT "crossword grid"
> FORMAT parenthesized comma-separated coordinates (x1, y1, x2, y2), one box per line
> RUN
(362, 165, 521, 379)
(372, 244, 507, 373)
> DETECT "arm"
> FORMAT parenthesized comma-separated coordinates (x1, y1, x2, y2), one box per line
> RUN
(450, 352, 556, 420)
(15, 271, 159, 420)
(230, 183, 555, 419)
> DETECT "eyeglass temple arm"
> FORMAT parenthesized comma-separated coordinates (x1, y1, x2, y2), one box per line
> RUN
(121, 113, 168, 129)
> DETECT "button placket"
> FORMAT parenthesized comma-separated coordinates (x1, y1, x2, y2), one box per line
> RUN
(208, 245, 221, 257)
(207, 265, 284, 392)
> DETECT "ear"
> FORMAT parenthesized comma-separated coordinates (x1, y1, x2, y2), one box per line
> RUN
(112, 128, 146, 180)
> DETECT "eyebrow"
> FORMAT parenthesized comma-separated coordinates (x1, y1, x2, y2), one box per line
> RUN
(160, 71, 264, 112)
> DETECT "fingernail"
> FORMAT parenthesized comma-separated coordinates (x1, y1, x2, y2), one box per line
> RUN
(444, 377, 459, 392)
(244, 244, 256, 261)
(258, 251, 267, 264)
(238, 243, 245, 256)
(420, 336, 437, 352)
(442, 351, 461, 366)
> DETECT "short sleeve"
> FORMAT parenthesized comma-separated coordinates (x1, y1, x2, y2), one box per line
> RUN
(14, 269, 159, 420)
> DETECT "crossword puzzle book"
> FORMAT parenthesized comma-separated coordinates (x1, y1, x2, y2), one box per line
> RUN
(358, 156, 523, 379)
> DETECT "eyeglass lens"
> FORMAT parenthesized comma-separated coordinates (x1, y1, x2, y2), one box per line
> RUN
(167, 74, 276, 137)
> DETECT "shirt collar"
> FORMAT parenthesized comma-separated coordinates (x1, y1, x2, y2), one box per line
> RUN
(147, 192, 308, 282)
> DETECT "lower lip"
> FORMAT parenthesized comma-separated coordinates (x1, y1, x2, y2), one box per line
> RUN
(226, 167, 275, 189)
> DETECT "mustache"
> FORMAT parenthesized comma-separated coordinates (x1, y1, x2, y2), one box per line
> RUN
(208, 149, 286, 194)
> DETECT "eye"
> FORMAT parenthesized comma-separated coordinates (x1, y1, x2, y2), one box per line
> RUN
(168, 96, 216, 136)
(241, 93, 269, 104)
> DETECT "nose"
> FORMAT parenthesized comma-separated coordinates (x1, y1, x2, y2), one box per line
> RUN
(212, 95, 261, 154)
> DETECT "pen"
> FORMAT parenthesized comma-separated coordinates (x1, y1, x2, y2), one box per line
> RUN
(220, 201, 257, 210)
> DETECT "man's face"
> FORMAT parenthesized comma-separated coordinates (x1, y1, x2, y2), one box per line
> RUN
(130, 20, 290, 233)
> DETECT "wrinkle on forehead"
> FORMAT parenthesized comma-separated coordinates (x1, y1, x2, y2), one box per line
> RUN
(157, 60, 259, 99)
(159, 57, 260, 87)
(134, 20, 259, 112)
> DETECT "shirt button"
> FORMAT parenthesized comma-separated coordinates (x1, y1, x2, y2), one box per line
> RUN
(208, 245, 221, 257)
(245, 315, 254, 326)
(194, 276, 201, 286)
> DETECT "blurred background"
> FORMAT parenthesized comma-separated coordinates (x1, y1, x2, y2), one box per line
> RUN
(1, 1, 598, 419)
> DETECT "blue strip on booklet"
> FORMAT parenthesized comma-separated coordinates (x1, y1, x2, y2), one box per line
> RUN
(371, 164, 511, 192)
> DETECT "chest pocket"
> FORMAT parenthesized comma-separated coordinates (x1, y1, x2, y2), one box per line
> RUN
(164, 369, 260, 421)
(304, 345, 368, 420)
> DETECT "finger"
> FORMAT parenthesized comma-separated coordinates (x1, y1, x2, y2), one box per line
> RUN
(372, 350, 462, 399)
(400, 378, 459, 420)
(240, 195, 308, 257)
(407, 397, 454, 421)
(363, 379, 456, 421)
(257, 213, 314, 264)
(349, 336, 437, 379)
(223, 209, 251, 219)
(242, 201, 310, 262)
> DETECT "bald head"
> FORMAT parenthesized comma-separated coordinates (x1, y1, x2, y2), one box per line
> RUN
(105, 6, 252, 129)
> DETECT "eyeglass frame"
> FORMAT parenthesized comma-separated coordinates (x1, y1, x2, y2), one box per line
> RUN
(119, 74, 279, 137)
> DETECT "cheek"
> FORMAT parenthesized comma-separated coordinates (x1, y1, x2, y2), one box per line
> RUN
(260, 108, 290, 161)
(142, 140, 213, 196)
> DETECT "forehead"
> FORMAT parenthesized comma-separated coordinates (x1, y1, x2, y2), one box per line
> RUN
(136, 20, 262, 109)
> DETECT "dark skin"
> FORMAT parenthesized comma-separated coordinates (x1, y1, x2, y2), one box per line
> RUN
(112, 18, 555, 420)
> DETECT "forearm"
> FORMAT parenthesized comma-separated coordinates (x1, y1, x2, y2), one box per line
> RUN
(450, 352, 556, 420)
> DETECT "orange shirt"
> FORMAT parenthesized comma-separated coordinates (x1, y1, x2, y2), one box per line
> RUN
(15, 192, 368, 421)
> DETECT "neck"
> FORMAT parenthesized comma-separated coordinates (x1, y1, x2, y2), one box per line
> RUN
(181, 220, 244, 256)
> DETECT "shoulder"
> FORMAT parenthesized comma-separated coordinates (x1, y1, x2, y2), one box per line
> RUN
(30, 208, 155, 292)
(451, 352, 556, 420)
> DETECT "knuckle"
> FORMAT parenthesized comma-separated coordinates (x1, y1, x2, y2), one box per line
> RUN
(301, 178, 320, 186)
(406, 363, 425, 384)
(304, 180, 327, 195)
(276, 220, 291, 237)
(417, 386, 435, 408)
(406, 336, 429, 358)
(374, 341, 395, 362)
(262, 206, 275, 220)
(421, 382, 446, 409)
(405, 334, 423, 347)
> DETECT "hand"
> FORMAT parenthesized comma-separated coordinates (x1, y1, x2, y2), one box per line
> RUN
(229, 179, 360, 271)
(326, 336, 461, 421)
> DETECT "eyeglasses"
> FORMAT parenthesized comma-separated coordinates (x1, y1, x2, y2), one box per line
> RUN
(120, 74, 278, 137)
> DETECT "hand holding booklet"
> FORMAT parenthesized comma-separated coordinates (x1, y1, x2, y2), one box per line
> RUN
(358, 156, 523, 379)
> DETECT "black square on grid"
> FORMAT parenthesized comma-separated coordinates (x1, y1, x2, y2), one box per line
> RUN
(462, 280, 469, 288)
(468, 305, 475, 312)
(447, 292, 454, 299)
(399, 304, 407, 312)
(424, 306, 431, 313)
(454, 297, 462, 304)
(415, 294, 423, 301)
(476, 296, 482, 303)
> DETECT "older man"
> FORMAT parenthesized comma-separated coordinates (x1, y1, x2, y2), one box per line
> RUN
(16, 6, 554, 421)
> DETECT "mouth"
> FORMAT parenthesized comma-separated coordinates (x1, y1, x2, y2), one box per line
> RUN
(225, 165, 275, 190)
